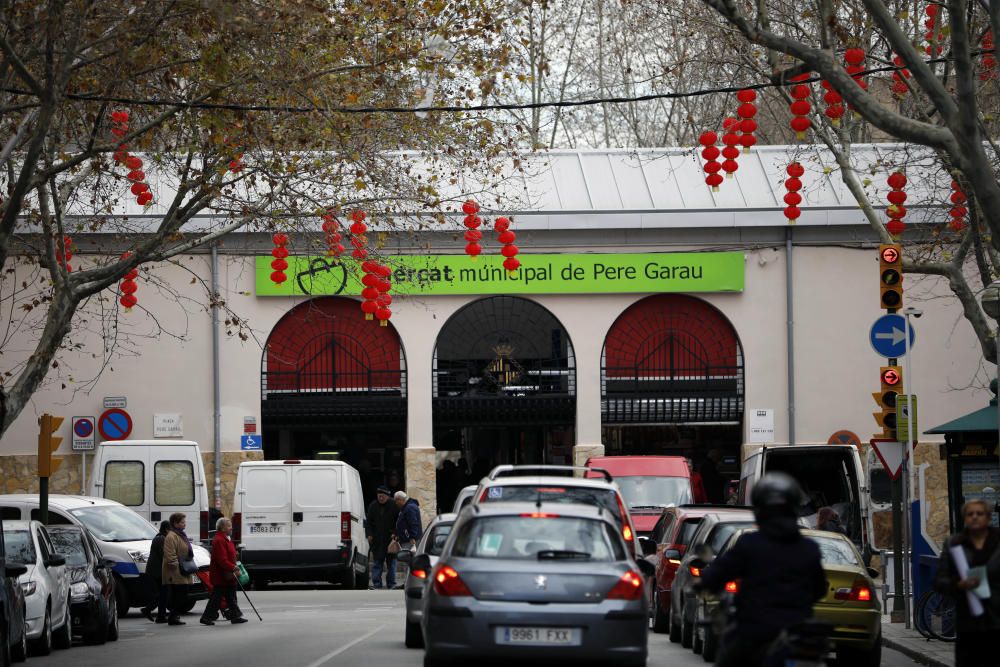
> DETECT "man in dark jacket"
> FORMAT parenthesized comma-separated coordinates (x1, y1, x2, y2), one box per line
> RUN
(366, 485, 400, 589)
(699, 473, 827, 667)
(141, 521, 170, 623)
(394, 491, 422, 548)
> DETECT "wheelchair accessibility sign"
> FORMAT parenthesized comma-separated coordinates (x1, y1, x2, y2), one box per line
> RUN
(241, 434, 262, 451)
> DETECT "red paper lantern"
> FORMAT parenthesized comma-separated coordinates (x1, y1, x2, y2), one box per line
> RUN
(464, 230, 483, 242)
(501, 244, 518, 258)
(820, 81, 845, 126)
(885, 172, 908, 237)
(136, 191, 153, 206)
(376, 306, 392, 327)
(844, 50, 868, 114)
(361, 299, 378, 320)
(465, 243, 482, 257)
(56, 235, 74, 272)
(376, 293, 393, 307)
(463, 214, 482, 230)
(120, 293, 138, 309)
(787, 163, 805, 178)
(462, 199, 480, 215)
(362, 287, 379, 300)
(948, 180, 968, 231)
(350, 210, 366, 223)
(498, 230, 516, 244)
(494, 217, 511, 232)
(844, 48, 866, 66)
(887, 172, 907, 190)
(503, 257, 521, 272)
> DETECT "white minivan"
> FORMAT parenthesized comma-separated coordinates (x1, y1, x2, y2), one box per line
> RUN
(88, 440, 211, 542)
(0, 495, 210, 617)
(233, 460, 369, 589)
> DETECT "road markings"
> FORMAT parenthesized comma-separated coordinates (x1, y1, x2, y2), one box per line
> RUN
(302, 624, 384, 667)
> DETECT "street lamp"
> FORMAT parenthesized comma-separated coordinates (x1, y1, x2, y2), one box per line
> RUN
(980, 280, 1000, 448)
(901, 305, 921, 629)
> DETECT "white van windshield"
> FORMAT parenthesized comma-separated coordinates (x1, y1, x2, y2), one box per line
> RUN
(69, 506, 156, 542)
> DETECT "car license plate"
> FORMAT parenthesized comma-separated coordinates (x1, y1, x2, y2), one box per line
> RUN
(495, 626, 580, 646)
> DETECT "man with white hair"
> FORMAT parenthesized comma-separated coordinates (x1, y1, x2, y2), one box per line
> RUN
(394, 490, 422, 550)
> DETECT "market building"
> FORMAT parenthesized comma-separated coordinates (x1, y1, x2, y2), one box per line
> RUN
(0, 145, 989, 542)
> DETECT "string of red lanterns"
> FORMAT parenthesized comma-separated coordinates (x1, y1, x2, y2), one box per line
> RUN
(948, 180, 968, 232)
(56, 235, 74, 273)
(321, 210, 344, 258)
(885, 171, 908, 237)
(982, 31, 996, 81)
(844, 49, 868, 117)
(119, 252, 139, 311)
(699, 131, 723, 192)
(736, 89, 758, 153)
(891, 55, 911, 97)
(349, 210, 369, 262)
(924, 5, 944, 56)
(462, 199, 483, 258)
(270, 233, 289, 284)
(110, 111, 153, 207)
(373, 263, 393, 326)
(788, 74, 812, 140)
(784, 163, 804, 224)
(721, 118, 741, 178)
(821, 80, 846, 126)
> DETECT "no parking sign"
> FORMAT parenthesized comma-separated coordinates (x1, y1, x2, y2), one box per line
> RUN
(72, 416, 96, 451)
(98, 408, 133, 441)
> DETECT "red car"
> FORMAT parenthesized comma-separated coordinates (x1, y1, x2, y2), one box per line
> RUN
(645, 504, 738, 633)
(584, 456, 693, 537)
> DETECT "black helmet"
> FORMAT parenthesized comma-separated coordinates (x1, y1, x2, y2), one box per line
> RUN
(751, 472, 803, 518)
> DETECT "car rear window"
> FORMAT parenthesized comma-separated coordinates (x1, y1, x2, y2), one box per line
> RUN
(425, 523, 453, 556)
(481, 485, 621, 520)
(48, 529, 89, 567)
(809, 535, 861, 567)
(2, 529, 36, 564)
(677, 519, 701, 547)
(708, 522, 755, 554)
(452, 516, 624, 561)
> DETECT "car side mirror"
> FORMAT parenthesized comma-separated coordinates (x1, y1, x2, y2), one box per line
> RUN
(46, 554, 66, 568)
(411, 554, 431, 573)
(5, 563, 27, 578)
(663, 549, 681, 562)
(396, 549, 413, 564)
(102, 557, 117, 569)
(867, 567, 880, 580)
(637, 536, 657, 557)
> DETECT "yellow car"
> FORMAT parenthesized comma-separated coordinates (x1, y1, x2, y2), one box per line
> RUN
(801, 529, 882, 666)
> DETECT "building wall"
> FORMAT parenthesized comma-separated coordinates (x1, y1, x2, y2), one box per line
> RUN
(0, 244, 986, 545)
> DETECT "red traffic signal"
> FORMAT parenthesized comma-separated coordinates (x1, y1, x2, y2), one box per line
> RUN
(880, 246, 899, 264)
(879, 244, 903, 312)
(881, 367, 901, 387)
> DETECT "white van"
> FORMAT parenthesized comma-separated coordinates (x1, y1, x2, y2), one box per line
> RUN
(737, 444, 872, 559)
(89, 440, 211, 542)
(233, 460, 369, 589)
(0, 495, 210, 616)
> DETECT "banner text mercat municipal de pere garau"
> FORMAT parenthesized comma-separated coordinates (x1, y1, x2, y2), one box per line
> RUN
(255, 252, 745, 296)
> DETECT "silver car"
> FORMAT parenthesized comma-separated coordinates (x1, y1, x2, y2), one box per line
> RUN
(417, 502, 651, 667)
(400, 513, 457, 649)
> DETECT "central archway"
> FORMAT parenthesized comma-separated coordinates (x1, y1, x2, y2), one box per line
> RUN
(432, 296, 576, 509)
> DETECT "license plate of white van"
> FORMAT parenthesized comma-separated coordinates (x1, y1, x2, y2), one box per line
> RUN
(495, 626, 580, 645)
(248, 524, 286, 534)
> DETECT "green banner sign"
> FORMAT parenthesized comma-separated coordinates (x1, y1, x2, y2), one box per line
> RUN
(255, 252, 744, 296)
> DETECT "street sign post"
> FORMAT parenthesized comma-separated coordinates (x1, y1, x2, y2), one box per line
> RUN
(869, 314, 916, 358)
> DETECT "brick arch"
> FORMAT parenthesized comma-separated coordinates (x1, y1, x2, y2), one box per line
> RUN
(262, 297, 404, 394)
(604, 294, 740, 374)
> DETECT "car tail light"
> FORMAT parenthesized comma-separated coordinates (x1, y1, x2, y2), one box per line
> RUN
(519, 512, 560, 518)
(412, 569, 428, 579)
(200, 511, 209, 541)
(341, 512, 351, 540)
(689, 566, 701, 577)
(667, 558, 682, 567)
(834, 578, 872, 601)
(607, 570, 644, 600)
(479, 488, 490, 501)
(614, 493, 635, 547)
(725, 580, 739, 593)
(232, 513, 242, 543)
(433, 565, 472, 597)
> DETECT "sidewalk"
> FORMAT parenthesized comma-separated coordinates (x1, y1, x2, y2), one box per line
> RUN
(881, 616, 954, 667)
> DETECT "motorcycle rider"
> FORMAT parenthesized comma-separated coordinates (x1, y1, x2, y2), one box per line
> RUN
(697, 472, 828, 667)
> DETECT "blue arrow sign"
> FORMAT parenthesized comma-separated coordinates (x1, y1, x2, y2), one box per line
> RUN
(870, 314, 915, 358)
(241, 434, 262, 451)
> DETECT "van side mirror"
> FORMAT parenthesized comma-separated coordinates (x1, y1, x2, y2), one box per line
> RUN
(396, 550, 413, 564)
(45, 554, 66, 568)
(637, 536, 656, 557)
(5, 563, 27, 578)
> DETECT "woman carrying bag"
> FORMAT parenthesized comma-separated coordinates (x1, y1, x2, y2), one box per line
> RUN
(162, 512, 197, 626)
(200, 517, 247, 625)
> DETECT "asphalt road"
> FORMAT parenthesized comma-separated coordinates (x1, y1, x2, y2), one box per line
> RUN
(25, 586, 923, 667)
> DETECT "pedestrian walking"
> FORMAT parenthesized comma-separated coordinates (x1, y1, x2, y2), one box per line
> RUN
(700, 449, 725, 504)
(162, 512, 196, 626)
(141, 521, 170, 622)
(366, 485, 400, 589)
(816, 506, 847, 535)
(200, 517, 247, 625)
(935, 499, 1000, 667)
(394, 491, 422, 550)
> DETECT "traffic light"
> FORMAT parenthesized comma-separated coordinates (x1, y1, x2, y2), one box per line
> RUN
(879, 244, 903, 312)
(37, 413, 64, 477)
(873, 366, 902, 439)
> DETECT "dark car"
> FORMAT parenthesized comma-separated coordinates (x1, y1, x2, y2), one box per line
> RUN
(668, 509, 754, 647)
(46, 526, 118, 645)
(1, 515, 28, 664)
(643, 504, 742, 633)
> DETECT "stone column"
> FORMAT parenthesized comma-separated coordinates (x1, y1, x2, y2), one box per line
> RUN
(573, 444, 605, 467)
(404, 447, 437, 532)
(573, 312, 604, 456)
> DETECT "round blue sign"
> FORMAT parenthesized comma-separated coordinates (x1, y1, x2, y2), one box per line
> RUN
(869, 314, 916, 358)
(73, 418, 94, 438)
(98, 408, 132, 441)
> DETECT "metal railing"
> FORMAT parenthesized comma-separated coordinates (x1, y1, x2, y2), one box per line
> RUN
(601, 364, 744, 423)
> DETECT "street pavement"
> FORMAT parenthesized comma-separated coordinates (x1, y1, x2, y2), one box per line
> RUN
(26, 586, 923, 667)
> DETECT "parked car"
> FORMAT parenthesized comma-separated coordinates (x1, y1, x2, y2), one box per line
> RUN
(89, 439, 212, 542)
(691, 527, 748, 662)
(416, 502, 653, 667)
(1, 520, 71, 656)
(0, 515, 28, 664)
(738, 444, 871, 559)
(475, 465, 638, 557)
(585, 456, 693, 537)
(643, 504, 741, 633)
(451, 486, 477, 514)
(46, 526, 118, 645)
(668, 509, 754, 647)
(0, 495, 210, 617)
(233, 460, 369, 588)
(398, 513, 456, 649)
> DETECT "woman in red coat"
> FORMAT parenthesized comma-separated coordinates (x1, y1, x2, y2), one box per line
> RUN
(200, 518, 248, 625)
